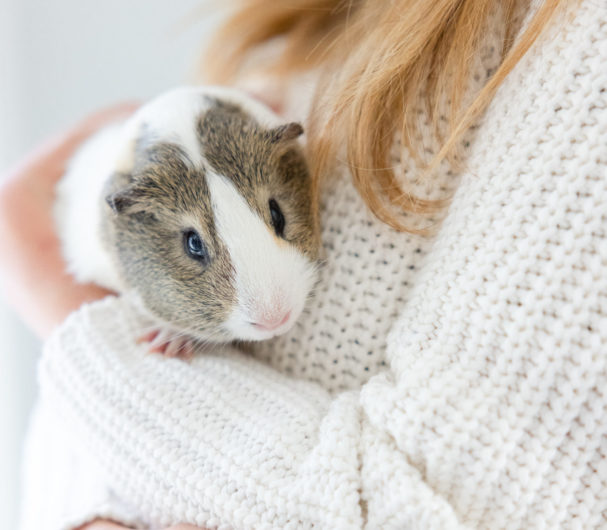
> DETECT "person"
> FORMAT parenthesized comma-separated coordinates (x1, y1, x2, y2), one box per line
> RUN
(1, 0, 606, 528)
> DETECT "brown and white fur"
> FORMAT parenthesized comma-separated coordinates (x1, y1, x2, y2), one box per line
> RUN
(54, 86, 319, 355)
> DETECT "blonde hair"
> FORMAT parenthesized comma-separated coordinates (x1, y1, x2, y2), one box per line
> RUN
(204, 0, 564, 232)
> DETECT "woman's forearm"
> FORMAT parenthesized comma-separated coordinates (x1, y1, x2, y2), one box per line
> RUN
(0, 105, 135, 338)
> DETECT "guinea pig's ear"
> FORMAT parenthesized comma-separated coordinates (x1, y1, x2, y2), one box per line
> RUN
(269, 122, 304, 143)
(105, 184, 147, 215)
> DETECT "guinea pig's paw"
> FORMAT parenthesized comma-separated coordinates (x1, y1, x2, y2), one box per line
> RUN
(137, 328, 195, 361)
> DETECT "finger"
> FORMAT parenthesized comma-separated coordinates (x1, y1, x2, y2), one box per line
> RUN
(149, 329, 172, 354)
(180, 339, 195, 360)
(164, 336, 184, 357)
(137, 329, 161, 344)
(74, 519, 135, 530)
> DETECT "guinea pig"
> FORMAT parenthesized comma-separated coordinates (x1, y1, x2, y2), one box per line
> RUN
(54, 86, 319, 354)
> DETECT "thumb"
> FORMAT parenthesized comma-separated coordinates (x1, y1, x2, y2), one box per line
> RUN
(166, 524, 205, 530)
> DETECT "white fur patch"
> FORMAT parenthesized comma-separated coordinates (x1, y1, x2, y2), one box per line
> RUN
(206, 171, 316, 341)
(116, 88, 208, 168)
(54, 123, 124, 291)
(116, 86, 286, 170)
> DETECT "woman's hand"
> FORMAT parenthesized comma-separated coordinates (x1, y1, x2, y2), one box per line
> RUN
(77, 520, 204, 530)
(0, 103, 137, 339)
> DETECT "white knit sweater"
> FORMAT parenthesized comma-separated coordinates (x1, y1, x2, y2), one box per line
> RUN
(21, 2, 607, 529)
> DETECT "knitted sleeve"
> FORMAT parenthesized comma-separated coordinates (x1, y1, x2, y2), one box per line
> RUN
(37, 296, 462, 529)
(36, 3, 607, 529)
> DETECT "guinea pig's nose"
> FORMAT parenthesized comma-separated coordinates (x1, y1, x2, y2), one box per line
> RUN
(252, 310, 291, 332)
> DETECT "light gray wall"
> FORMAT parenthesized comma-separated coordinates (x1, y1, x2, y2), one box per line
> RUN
(0, 0, 223, 525)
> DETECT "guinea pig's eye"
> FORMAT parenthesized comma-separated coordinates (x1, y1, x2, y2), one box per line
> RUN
(269, 198, 285, 238)
(183, 230, 209, 263)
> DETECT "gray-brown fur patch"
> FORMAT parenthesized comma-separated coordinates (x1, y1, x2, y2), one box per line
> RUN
(101, 138, 237, 341)
(197, 98, 318, 260)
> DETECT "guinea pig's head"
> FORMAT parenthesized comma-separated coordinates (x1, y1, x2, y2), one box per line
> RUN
(105, 87, 319, 342)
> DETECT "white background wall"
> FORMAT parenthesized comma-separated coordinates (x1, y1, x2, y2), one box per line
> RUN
(0, 0, 223, 525)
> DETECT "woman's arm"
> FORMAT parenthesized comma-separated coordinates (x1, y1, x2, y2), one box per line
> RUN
(38, 296, 468, 528)
(0, 104, 137, 338)
(78, 522, 199, 530)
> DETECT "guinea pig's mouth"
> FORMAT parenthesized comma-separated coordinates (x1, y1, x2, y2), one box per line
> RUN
(248, 310, 292, 333)
(224, 306, 298, 341)
(243, 309, 294, 340)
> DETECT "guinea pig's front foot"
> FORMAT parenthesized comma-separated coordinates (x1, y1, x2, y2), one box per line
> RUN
(137, 328, 196, 361)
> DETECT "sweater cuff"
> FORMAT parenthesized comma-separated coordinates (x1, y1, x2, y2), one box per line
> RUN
(19, 400, 146, 530)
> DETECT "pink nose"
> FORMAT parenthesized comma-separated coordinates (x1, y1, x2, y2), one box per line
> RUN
(252, 310, 291, 332)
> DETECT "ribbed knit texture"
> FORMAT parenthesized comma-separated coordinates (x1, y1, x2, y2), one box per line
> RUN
(22, 2, 607, 528)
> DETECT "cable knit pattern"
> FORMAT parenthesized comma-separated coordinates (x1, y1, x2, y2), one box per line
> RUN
(22, 2, 607, 529)
(248, 9, 507, 393)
